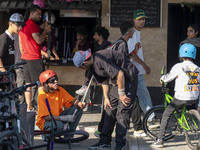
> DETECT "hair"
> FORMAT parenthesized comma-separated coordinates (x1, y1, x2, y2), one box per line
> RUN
(93, 26, 110, 40)
(119, 21, 134, 35)
(75, 25, 88, 36)
(188, 24, 199, 37)
(24, 4, 41, 22)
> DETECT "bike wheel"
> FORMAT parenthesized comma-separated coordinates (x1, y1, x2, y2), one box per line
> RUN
(54, 130, 89, 143)
(0, 129, 31, 149)
(183, 109, 200, 150)
(0, 141, 17, 150)
(142, 105, 177, 141)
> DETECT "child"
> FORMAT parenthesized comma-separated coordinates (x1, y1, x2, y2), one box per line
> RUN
(152, 43, 200, 148)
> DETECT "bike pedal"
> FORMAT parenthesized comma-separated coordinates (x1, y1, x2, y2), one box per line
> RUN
(172, 131, 181, 135)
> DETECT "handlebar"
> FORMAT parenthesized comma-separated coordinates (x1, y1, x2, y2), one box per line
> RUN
(6, 61, 27, 72)
(0, 81, 40, 98)
(161, 66, 170, 93)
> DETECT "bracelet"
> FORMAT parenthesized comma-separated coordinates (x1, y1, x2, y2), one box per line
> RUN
(118, 88, 125, 96)
(132, 51, 137, 55)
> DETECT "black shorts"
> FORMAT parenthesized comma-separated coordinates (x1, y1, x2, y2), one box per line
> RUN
(23, 59, 44, 83)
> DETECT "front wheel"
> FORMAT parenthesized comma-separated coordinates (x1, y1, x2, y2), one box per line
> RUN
(142, 105, 177, 141)
(183, 109, 200, 150)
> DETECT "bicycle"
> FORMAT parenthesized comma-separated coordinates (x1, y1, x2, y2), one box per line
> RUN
(0, 63, 89, 150)
(142, 66, 200, 150)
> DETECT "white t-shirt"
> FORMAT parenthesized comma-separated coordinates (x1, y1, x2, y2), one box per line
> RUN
(127, 29, 145, 75)
(161, 61, 200, 101)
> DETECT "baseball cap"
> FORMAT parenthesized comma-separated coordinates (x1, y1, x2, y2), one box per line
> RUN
(133, 9, 147, 19)
(9, 13, 26, 26)
(73, 49, 92, 67)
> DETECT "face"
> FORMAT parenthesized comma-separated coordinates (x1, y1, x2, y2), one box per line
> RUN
(93, 33, 101, 42)
(187, 26, 198, 39)
(127, 27, 135, 37)
(10, 22, 23, 34)
(30, 9, 42, 24)
(133, 17, 146, 30)
(47, 76, 58, 90)
(76, 33, 87, 44)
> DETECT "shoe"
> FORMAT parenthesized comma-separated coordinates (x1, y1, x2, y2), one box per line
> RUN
(89, 141, 111, 149)
(148, 118, 161, 129)
(75, 85, 87, 96)
(114, 144, 126, 150)
(133, 130, 146, 137)
(42, 135, 48, 144)
(94, 130, 101, 138)
(151, 139, 163, 148)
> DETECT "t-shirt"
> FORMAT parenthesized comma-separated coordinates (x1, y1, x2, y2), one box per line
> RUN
(14, 34, 22, 64)
(92, 48, 138, 84)
(96, 40, 111, 51)
(40, 28, 57, 52)
(19, 19, 41, 60)
(0, 31, 15, 67)
(36, 86, 75, 130)
(161, 61, 200, 101)
(127, 28, 145, 75)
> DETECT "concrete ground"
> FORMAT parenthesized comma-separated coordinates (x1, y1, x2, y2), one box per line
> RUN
(33, 106, 192, 150)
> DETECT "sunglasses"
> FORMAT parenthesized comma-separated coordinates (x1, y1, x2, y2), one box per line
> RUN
(47, 76, 58, 84)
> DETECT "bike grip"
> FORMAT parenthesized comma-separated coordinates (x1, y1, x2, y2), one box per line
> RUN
(45, 98, 51, 113)
(24, 81, 40, 89)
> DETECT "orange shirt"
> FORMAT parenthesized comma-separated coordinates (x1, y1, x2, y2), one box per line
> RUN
(36, 86, 75, 130)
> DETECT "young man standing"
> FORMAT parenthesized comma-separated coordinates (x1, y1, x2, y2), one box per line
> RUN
(19, 5, 51, 111)
(128, 9, 154, 136)
(0, 13, 25, 72)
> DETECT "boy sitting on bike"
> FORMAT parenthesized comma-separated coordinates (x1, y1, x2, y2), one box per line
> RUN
(36, 70, 85, 141)
(152, 43, 200, 148)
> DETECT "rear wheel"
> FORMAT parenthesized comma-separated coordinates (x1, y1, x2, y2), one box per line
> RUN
(183, 109, 200, 150)
(143, 105, 177, 141)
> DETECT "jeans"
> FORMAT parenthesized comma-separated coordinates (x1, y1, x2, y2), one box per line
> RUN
(158, 98, 198, 140)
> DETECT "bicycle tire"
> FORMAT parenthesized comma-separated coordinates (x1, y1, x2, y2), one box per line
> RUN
(142, 105, 177, 141)
(54, 130, 89, 143)
(0, 129, 31, 148)
(183, 109, 200, 150)
(79, 0, 96, 8)
(0, 141, 17, 150)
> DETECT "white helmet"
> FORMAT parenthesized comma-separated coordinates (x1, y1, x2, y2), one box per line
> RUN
(43, 11, 56, 24)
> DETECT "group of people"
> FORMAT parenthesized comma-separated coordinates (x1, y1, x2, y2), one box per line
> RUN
(1, 3, 200, 149)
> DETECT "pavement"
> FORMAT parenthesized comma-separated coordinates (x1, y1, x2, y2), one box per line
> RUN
(33, 105, 191, 150)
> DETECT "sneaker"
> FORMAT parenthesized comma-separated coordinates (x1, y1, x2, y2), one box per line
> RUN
(94, 130, 101, 138)
(114, 144, 126, 150)
(151, 139, 163, 148)
(89, 141, 111, 149)
(75, 85, 87, 96)
(133, 130, 146, 137)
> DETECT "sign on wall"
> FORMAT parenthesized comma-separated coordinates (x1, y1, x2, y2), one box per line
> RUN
(110, 0, 162, 27)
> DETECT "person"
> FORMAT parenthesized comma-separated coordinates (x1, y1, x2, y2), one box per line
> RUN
(39, 16, 60, 60)
(18, 5, 51, 111)
(152, 43, 200, 148)
(36, 70, 86, 141)
(127, 9, 154, 136)
(73, 25, 93, 96)
(73, 47, 138, 150)
(0, 13, 25, 72)
(14, 34, 26, 104)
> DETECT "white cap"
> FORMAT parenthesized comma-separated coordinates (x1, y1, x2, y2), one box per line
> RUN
(9, 13, 25, 26)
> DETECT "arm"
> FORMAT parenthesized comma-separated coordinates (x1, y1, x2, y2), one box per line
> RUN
(130, 53, 151, 74)
(0, 58, 5, 72)
(52, 46, 60, 60)
(102, 84, 112, 110)
(18, 35, 23, 54)
(71, 99, 85, 109)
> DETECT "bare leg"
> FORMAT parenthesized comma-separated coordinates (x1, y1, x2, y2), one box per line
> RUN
(24, 83, 32, 110)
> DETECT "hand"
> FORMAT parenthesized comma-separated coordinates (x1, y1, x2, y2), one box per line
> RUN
(55, 56, 60, 60)
(143, 64, 151, 75)
(77, 101, 86, 109)
(160, 78, 163, 84)
(44, 22, 51, 33)
(134, 42, 141, 53)
(60, 115, 75, 122)
(104, 98, 112, 111)
(119, 95, 131, 106)
(197, 107, 200, 114)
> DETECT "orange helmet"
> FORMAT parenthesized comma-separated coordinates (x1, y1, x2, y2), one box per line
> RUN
(39, 70, 57, 85)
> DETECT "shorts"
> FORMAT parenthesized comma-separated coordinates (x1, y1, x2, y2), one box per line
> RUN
(23, 59, 44, 83)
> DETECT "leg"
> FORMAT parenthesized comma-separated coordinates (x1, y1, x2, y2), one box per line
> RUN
(137, 75, 153, 113)
(15, 68, 25, 104)
(24, 85, 32, 110)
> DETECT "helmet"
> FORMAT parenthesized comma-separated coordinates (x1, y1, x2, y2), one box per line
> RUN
(33, 0, 46, 8)
(179, 43, 196, 59)
(43, 11, 56, 24)
(39, 70, 56, 85)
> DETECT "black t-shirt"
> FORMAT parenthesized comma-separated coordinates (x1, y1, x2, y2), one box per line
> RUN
(96, 40, 112, 51)
(0, 32, 15, 67)
(91, 48, 138, 84)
